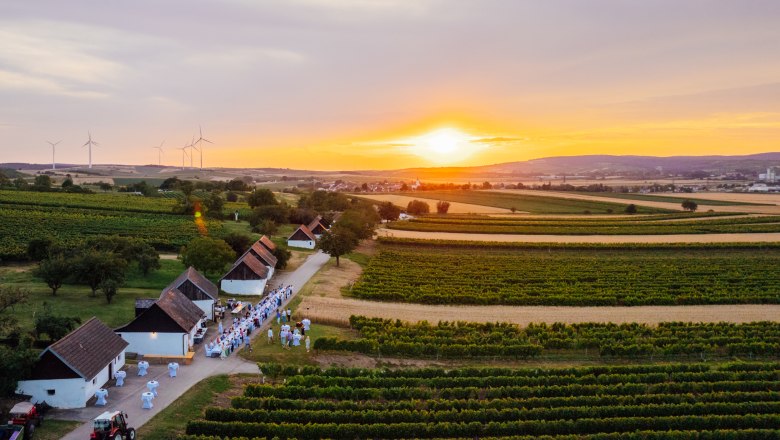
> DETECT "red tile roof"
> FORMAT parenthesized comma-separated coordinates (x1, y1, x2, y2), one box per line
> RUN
(44, 317, 128, 380)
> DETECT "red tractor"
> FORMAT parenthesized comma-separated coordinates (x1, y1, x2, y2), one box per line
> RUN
(7, 402, 44, 438)
(90, 411, 135, 440)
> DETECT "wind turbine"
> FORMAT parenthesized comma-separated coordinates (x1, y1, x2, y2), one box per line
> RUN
(178, 144, 190, 170)
(152, 141, 164, 166)
(82, 132, 99, 169)
(47, 140, 61, 170)
(192, 125, 212, 170)
(188, 135, 196, 168)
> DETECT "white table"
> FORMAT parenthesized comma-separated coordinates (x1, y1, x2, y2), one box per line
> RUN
(95, 388, 108, 406)
(137, 360, 149, 376)
(147, 380, 159, 397)
(141, 392, 154, 409)
(168, 362, 179, 378)
(115, 370, 126, 387)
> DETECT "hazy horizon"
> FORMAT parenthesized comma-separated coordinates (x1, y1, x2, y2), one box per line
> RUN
(2, 1, 780, 170)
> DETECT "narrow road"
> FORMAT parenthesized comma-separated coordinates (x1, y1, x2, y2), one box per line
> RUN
(58, 251, 331, 439)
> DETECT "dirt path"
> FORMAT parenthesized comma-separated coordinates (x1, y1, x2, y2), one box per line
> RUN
(378, 228, 780, 243)
(301, 296, 780, 325)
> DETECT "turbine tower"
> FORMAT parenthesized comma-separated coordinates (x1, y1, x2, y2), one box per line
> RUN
(152, 141, 164, 166)
(82, 132, 99, 169)
(192, 125, 212, 170)
(188, 136, 196, 168)
(47, 140, 61, 170)
(178, 145, 190, 170)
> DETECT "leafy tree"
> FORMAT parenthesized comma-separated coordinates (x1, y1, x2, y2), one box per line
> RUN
(288, 208, 318, 225)
(272, 246, 292, 270)
(0, 344, 37, 396)
(400, 183, 409, 191)
(681, 199, 698, 212)
(253, 219, 279, 236)
(482, 181, 492, 189)
(377, 202, 401, 221)
(33, 174, 52, 189)
(98, 182, 113, 192)
(317, 227, 359, 267)
(0, 170, 10, 187)
(249, 204, 290, 225)
(13, 177, 28, 189)
(624, 204, 638, 214)
(0, 286, 29, 336)
(247, 188, 278, 208)
(406, 200, 430, 215)
(297, 190, 349, 212)
(510, 207, 517, 213)
(226, 178, 250, 191)
(222, 232, 253, 256)
(336, 206, 379, 240)
(34, 303, 81, 340)
(100, 279, 119, 304)
(36, 256, 72, 296)
(160, 176, 182, 190)
(204, 190, 225, 219)
(180, 236, 236, 276)
(136, 246, 161, 276)
(73, 250, 128, 297)
(436, 200, 451, 214)
(61, 177, 74, 188)
(27, 238, 53, 261)
(225, 191, 239, 202)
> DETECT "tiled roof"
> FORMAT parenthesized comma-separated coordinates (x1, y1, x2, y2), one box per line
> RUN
(155, 288, 204, 332)
(259, 235, 277, 252)
(46, 317, 128, 380)
(288, 224, 316, 241)
(220, 253, 269, 281)
(163, 267, 218, 300)
(249, 241, 278, 267)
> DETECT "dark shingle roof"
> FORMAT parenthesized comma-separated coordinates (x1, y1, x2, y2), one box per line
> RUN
(249, 241, 278, 267)
(135, 298, 157, 310)
(163, 267, 218, 300)
(156, 288, 205, 332)
(220, 253, 269, 281)
(259, 235, 277, 252)
(288, 224, 316, 241)
(46, 317, 128, 380)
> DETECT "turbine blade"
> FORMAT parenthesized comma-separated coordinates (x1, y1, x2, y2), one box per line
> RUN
(203, 138, 213, 143)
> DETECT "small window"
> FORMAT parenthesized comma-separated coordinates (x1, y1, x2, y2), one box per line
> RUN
(47, 389, 55, 395)
(92, 378, 96, 384)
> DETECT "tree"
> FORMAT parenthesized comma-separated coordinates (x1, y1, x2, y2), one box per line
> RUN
(61, 177, 74, 189)
(204, 190, 225, 219)
(317, 227, 358, 267)
(179, 236, 236, 276)
(222, 232, 252, 256)
(253, 219, 279, 236)
(72, 250, 128, 297)
(249, 204, 290, 226)
(33, 174, 52, 189)
(436, 200, 451, 214)
(226, 178, 250, 191)
(271, 246, 292, 270)
(0, 286, 29, 336)
(225, 191, 239, 202)
(681, 200, 698, 212)
(100, 279, 119, 304)
(336, 205, 379, 240)
(13, 177, 28, 190)
(98, 182, 113, 192)
(624, 204, 638, 214)
(482, 181, 492, 189)
(0, 344, 37, 397)
(36, 256, 72, 296)
(34, 303, 80, 341)
(378, 202, 401, 221)
(407, 200, 430, 215)
(136, 246, 161, 276)
(27, 238, 53, 261)
(247, 188, 277, 208)
(0, 170, 10, 187)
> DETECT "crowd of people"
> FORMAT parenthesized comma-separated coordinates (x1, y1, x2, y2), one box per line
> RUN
(268, 317, 312, 351)
(205, 284, 298, 358)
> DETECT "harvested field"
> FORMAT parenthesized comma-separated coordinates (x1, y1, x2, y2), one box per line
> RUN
(301, 296, 780, 326)
(379, 228, 780, 243)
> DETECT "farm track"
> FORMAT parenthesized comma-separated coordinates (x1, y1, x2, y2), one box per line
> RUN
(300, 296, 780, 326)
(378, 228, 780, 243)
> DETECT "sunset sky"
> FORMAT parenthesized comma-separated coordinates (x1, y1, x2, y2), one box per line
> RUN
(1, 0, 780, 170)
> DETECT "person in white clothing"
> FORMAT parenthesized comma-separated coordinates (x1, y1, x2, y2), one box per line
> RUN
(267, 328, 274, 343)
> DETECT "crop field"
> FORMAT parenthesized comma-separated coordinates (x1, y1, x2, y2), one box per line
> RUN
(0, 188, 178, 213)
(386, 190, 674, 214)
(0, 202, 222, 260)
(181, 363, 780, 440)
(348, 239, 780, 306)
(387, 213, 780, 235)
(580, 192, 770, 206)
(315, 316, 780, 359)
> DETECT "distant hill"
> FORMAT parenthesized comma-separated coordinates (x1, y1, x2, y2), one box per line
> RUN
(370, 153, 780, 178)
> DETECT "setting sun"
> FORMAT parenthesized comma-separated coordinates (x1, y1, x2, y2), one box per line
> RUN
(405, 128, 485, 165)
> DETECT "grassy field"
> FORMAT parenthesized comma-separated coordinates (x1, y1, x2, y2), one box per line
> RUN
(581, 192, 772, 206)
(32, 419, 82, 440)
(349, 240, 780, 306)
(240, 323, 358, 365)
(388, 214, 780, 235)
(387, 190, 674, 214)
(0, 259, 188, 333)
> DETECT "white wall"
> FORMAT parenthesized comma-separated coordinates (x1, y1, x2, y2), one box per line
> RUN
(288, 239, 315, 249)
(16, 357, 124, 409)
(193, 299, 215, 321)
(117, 331, 188, 356)
(221, 278, 267, 295)
(266, 266, 275, 279)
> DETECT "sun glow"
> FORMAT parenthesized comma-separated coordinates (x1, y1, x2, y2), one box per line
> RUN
(407, 127, 482, 165)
